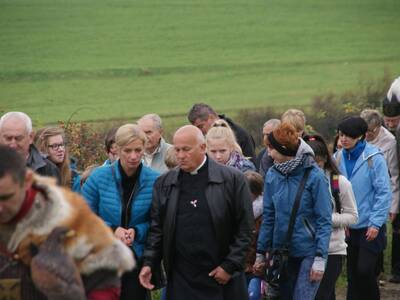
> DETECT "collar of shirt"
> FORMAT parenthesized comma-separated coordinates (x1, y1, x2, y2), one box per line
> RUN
(190, 156, 207, 175)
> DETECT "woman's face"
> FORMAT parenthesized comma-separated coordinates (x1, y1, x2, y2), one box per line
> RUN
(207, 138, 232, 165)
(338, 131, 360, 150)
(118, 139, 145, 175)
(47, 135, 65, 164)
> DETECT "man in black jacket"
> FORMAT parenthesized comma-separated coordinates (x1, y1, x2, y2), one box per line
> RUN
(139, 125, 254, 300)
(0, 112, 60, 183)
(187, 103, 256, 161)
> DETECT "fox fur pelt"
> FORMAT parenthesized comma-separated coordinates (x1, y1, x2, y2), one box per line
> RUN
(0, 174, 135, 276)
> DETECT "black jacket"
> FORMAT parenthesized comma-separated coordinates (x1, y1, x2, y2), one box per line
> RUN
(219, 115, 256, 162)
(27, 145, 61, 183)
(142, 158, 254, 276)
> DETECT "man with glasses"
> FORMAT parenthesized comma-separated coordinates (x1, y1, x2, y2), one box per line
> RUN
(382, 76, 400, 284)
(0, 111, 60, 182)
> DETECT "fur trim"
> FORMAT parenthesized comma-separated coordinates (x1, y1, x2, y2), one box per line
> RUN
(2, 174, 135, 277)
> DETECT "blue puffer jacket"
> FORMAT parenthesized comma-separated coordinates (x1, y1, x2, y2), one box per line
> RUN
(257, 156, 332, 258)
(82, 161, 159, 258)
(334, 143, 391, 229)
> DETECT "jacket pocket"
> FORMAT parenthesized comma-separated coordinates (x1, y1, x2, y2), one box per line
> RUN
(302, 217, 316, 240)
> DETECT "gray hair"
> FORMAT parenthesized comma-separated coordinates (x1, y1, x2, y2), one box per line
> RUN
(263, 118, 281, 129)
(360, 109, 382, 127)
(138, 113, 163, 130)
(0, 112, 33, 134)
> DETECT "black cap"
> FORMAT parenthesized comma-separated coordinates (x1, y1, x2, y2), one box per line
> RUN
(337, 117, 368, 139)
(382, 94, 400, 117)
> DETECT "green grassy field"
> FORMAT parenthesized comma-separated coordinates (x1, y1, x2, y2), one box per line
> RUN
(0, 0, 399, 124)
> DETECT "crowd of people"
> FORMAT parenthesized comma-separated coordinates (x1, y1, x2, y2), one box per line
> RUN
(0, 76, 400, 300)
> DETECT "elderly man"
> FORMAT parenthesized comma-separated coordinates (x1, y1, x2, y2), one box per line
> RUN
(0, 145, 135, 300)
(139, 125, 254, 300)
(0, 112, 60, 182)
(382, 76, 400, 283)
(137, 114, 172, 173)
(255, 118, 281, 177)
(187, 103, 256, 161)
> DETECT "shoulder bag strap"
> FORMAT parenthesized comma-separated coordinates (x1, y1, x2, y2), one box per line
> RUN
(284, 168, 312, 248)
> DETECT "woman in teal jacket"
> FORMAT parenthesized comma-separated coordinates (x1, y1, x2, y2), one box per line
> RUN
(82, 124, 159, 300)
(334, 117, 391, 300)
(256, 122, 332, 300)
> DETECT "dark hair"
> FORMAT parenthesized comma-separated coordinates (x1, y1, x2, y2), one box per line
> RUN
(187, 103, 217, 124)
(303, 134, 342, 212)
(104, 127, 118, 153)
(244, 171, 264, 197)
(303, 134, 340, 175)
(0, 145, 26, 185)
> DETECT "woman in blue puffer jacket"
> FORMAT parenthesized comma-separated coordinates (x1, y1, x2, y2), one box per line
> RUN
(255, 122, 332, 300)
(334, 116, 392, 300)
(82, 124, 159, 300)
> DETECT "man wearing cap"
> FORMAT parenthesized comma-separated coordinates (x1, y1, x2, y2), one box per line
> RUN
(335, 116, 392, 299)
(382, 76, 400, 283)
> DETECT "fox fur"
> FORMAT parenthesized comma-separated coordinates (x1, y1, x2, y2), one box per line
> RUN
(0, 174, 135, 277)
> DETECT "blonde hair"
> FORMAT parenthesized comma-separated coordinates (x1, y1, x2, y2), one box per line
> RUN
(35, 126, 71, 187)
(115, 124, 147, 148)
(206, 120, 242, 153)
(281, 109, 306, 134)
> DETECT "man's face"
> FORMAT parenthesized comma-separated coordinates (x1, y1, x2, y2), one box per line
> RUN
(193, 116, 216, 135)
(0, 118, 32, 159)
(173, 132, 206, 172)
(137, 118, 162, 153)
(0, 171, 32, 223)
(262, 124, 275, 149)
(383, 115, 400, 132)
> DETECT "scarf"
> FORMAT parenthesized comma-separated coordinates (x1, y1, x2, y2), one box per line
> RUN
(274, 155, 304, 175)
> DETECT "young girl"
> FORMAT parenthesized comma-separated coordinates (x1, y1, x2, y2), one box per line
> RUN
(304, 134, 358, 300)
(35, 126, 81, 192)
(206, 120, 255, 172)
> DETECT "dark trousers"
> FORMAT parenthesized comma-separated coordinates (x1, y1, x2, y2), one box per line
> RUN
(120, 260, 149, 300)
(392, 214, 400, 275)
(346, 245, 380, 300)
(315, 255, 343, 300)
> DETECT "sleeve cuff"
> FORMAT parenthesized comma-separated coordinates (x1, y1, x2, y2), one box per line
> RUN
(220, 261, 237, 275)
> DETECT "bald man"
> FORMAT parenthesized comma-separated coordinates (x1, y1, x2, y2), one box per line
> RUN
(140, 125, 254, 300)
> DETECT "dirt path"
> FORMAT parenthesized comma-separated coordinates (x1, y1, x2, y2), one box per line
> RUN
(336, 282, 400, 299)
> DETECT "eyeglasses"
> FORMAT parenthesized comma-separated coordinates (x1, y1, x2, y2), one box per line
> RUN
(48, 143, 65, 150)
(367, 126, 379, 134)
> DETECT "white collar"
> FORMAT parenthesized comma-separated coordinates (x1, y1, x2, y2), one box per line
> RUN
(190, 156, 207, 175)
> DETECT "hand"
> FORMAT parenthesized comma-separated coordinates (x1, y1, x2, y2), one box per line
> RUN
(139, 266, 155, 290)
(390, 213, 397, 223)
(365, 227, 379, 241)
(209, 266, 231, 285)
(125, 228, 135, 246)
(309, 269, 324, 282)
(114, 227, 134, 246)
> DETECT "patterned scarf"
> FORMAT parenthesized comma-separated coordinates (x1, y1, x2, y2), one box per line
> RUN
(274, 155, 304, 175)
(227, 151, 247, 170)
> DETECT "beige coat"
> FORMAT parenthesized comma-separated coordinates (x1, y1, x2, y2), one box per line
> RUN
(369, 126, 400, 214)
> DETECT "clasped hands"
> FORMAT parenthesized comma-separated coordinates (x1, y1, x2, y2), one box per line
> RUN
(114, 227, 135, 246)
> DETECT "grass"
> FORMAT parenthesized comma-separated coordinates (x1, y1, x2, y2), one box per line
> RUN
(0, 0, 399, 124)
